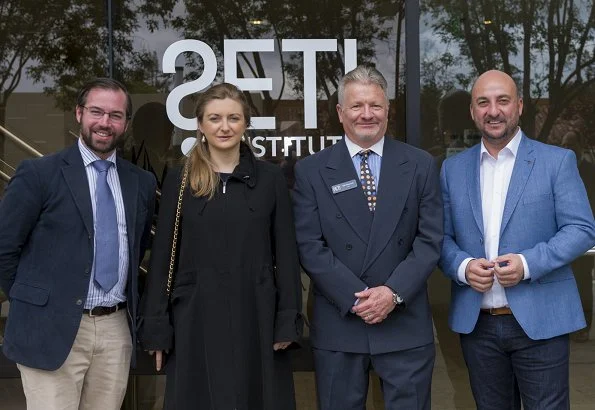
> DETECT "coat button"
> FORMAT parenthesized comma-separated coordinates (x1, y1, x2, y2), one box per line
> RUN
(84, 268, 90, 274)
(76, 299, 83, 306)
(336, 213, 342, 219)
(398, 239, 404, 245)
(346, 243, 353, 250)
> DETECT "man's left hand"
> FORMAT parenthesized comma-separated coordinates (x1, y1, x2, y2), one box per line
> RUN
(352, 286, 396, 324)
(493, 253, 524, 287)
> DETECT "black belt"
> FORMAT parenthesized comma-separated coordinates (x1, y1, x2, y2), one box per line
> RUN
(84, 302, 127, 317)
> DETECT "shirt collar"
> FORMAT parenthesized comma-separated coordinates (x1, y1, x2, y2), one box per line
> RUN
(78, 138, 117, 167)
(480, 128, 522, 161)
(344, 135, 385, 158)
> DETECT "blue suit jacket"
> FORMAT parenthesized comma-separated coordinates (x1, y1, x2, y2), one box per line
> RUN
(293, 138, 443, 354)
(0, 143, 156, 370)
(440, 134, 595, 339)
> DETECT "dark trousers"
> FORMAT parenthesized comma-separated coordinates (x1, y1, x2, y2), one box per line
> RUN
(313, 343, 435, 410)
(460, 313, 570, 410)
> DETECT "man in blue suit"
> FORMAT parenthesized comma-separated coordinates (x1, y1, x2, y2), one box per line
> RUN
(0, 78, 156, 409)
(440, 70, 595, 409)
(293, 65, 443, 409)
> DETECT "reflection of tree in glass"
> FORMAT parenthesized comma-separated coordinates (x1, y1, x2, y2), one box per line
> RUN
(421, 0, 595, 142)
(140, 0, 404, 120)
(0, 0, 171, 128)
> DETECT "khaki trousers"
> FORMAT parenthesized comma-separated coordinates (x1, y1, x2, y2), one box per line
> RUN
(17, 309, 132, 410)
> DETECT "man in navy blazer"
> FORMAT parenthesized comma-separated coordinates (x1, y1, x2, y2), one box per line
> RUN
(440, 70, 595, 409)
(293, 65, 443, 409)
(0, 78, 156, 409)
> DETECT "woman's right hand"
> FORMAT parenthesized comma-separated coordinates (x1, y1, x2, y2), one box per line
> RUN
(149, 350, 164, 371)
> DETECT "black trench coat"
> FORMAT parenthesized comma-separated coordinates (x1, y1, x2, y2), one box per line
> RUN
(140, 144, 303, 410)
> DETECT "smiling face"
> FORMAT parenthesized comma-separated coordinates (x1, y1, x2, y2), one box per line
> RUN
(336, 82, 389, 149)
(75, 87, 129, 159)
(199, 98, 247, 155)
(470, 70, 523, 151)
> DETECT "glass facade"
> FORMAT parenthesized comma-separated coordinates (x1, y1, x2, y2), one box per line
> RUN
(1, 0, 593, 408)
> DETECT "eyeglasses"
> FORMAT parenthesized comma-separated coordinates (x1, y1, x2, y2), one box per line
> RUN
(80, 106, 128, 123)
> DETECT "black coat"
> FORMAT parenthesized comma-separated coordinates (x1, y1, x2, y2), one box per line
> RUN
(139, 144, 303, 410)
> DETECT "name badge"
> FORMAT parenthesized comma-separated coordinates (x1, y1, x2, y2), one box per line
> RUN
(331, 179, 358, 194)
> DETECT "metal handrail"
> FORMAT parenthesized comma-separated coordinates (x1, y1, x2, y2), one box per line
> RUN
(0, 169, 10, 183)
(0, 124, 43, 158)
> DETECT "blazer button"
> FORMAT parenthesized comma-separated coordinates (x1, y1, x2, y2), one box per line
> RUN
(336, 213, 343, 219)
(398, 239, 404, 246)
(346, 243, 353, 250)
(76, 299, 83, 306)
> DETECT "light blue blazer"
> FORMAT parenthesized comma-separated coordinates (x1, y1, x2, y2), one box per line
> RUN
(439, 134, 595, 340)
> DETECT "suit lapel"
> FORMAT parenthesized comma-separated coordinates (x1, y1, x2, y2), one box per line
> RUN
(117, 159, 138, 256)
(500, 135, 535, 236)
(466, 145, 484, 236)
(61, 144, 93, 235)
(362, 139, 414, 273)
(320, 140, 372, 244)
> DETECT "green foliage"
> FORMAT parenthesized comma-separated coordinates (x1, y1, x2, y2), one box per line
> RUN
(421, 0, 595, 141)
(0, 0, 172, 122)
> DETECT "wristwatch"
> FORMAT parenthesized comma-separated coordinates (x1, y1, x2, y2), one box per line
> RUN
(392, 291, 404, 305)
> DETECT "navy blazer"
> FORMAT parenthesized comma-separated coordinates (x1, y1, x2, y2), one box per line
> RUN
(293, 137, 443, 354)
(0, 143, 156, 370)
(440, 134, 595, 339)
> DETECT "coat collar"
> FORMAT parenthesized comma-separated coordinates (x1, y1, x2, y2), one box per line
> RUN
(362, 138, 415, 273)
(465, 133, 535, 236)
(321, 139, 373, 244)
(229, 142, 257, 188)
(61, 144, 94, 235)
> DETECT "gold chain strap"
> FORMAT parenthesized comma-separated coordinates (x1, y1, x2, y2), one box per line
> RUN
(166, 163, 189, 296)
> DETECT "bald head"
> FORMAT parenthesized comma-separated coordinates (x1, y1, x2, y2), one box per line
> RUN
(472, 70, 520, 99)
(470, 70, 523, 153)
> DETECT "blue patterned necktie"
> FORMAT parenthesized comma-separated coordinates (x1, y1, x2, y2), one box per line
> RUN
(359, 150, 377, 212)
(92, 160, 119, 292)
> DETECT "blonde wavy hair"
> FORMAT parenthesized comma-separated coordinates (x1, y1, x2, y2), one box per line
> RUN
(186, 83, 251, 198)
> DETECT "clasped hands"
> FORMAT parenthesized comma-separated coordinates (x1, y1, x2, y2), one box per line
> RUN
(351, 285, 396, 325)
(465, 253, 524, 293)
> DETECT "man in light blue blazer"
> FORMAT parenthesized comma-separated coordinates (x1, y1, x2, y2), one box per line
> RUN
(440, 70, 595, 410)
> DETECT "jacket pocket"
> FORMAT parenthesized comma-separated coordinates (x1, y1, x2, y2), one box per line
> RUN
(10, 282, 50, 306)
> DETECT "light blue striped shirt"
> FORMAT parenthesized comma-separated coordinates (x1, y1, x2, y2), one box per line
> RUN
(78, 139, 129, 308)
(344, 136, 384, 188)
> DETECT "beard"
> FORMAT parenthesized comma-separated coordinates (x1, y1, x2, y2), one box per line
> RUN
(478, 116, 519, 146)
(80, 125, 124, 155)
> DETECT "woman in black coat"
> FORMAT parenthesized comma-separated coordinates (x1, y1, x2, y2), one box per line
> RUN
(139, 83, 303, 410)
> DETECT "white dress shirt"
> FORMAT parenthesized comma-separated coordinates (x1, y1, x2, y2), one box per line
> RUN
(457, 129, 530, 308)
